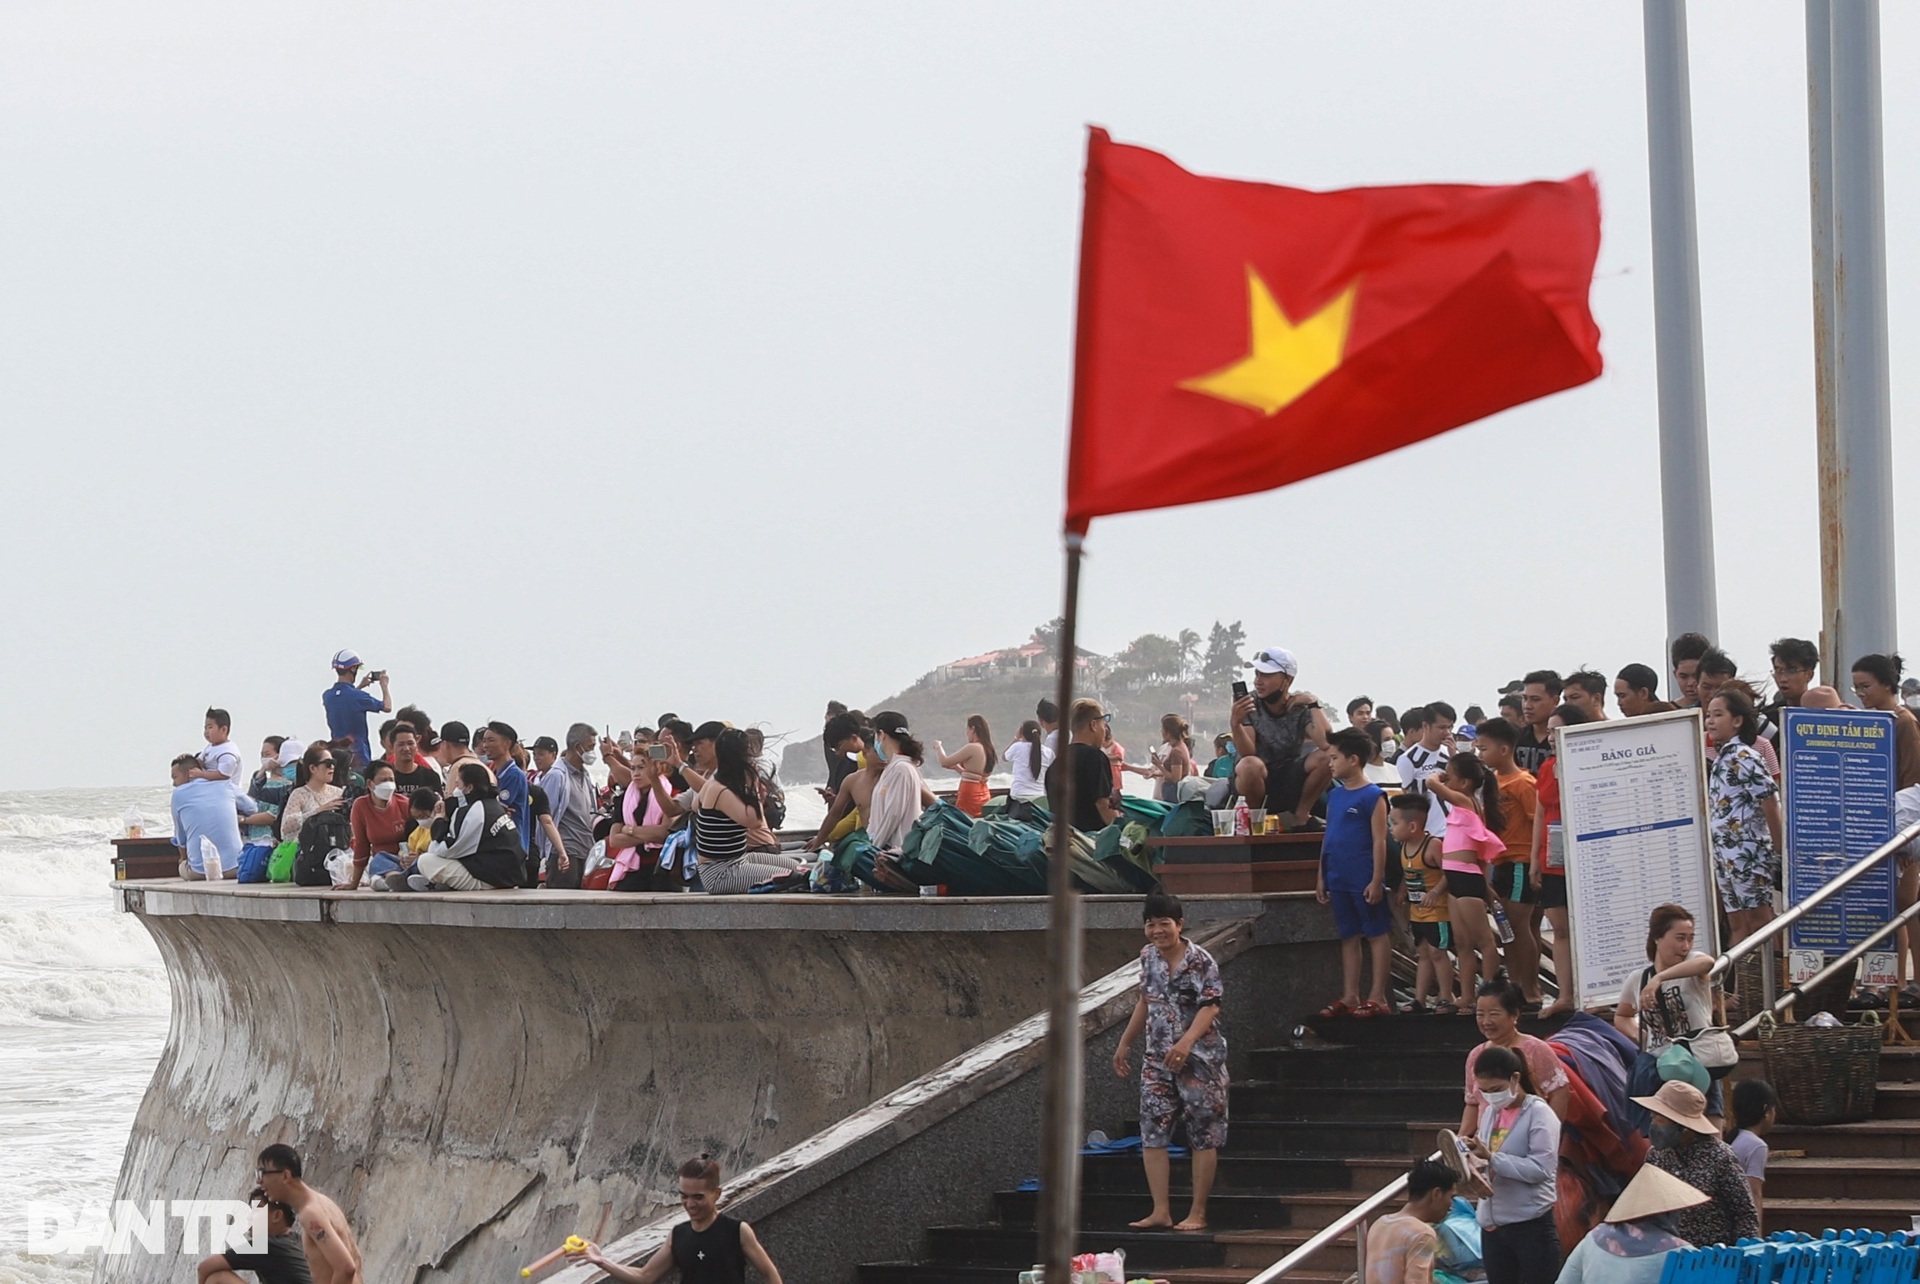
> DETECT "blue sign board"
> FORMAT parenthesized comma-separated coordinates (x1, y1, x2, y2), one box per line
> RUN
(1782, 708, 1897, 952)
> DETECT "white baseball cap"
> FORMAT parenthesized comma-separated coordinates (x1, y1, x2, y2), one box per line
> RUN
(1251, 647, 1298, 677)
(331, 649, 362, 670)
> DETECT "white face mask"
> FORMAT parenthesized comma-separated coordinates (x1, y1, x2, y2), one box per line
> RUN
(371, 781, 398, 802)
(1482, 1087, 1517, 1110)
(449, 789, 465, 805)
(580, 751, 598, 767)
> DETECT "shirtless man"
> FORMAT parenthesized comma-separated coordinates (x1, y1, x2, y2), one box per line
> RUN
(255, 1145, 361, 1284)
(804, 727, 883, 852)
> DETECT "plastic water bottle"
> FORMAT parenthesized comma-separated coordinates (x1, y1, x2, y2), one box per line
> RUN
(124, 804, 145, 839)
(1233, 801, 1251, 836)
(1490, 898, 1515, 944)
(199, 836, 223, 882)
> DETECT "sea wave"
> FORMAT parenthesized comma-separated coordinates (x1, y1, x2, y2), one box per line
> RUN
(0, 841, 162, 901)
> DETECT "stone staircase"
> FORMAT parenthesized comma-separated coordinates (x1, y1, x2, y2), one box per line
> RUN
(859, 1021, 1920, 1284)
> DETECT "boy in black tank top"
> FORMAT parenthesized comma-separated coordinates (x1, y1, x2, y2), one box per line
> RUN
(569, 1156, 785, 1284)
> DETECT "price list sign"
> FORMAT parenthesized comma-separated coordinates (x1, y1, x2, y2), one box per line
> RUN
(1559, 709, 1718, 1009)
(1782, 708, 1895, 953)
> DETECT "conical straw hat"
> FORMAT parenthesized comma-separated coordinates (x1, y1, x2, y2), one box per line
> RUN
(1605, 1164, 1709, 1223)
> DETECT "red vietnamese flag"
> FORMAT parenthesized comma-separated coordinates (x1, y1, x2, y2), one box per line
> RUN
(1064, 128, 1603, 532)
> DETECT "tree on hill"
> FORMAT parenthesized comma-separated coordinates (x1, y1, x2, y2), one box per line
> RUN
(1177, 628, 1201, 682)
(1113, 633, 1185, 688)
(1202, 620, 1248, 686)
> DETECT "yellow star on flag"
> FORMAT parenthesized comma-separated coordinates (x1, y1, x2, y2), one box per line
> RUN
(1179, 267, 1358, 416)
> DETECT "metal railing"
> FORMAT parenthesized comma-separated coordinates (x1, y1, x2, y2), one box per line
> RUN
(1242, 818, 1920, 1284)
(1244, 1151, 1435, 1284)
(1706, 819, 1920, 984)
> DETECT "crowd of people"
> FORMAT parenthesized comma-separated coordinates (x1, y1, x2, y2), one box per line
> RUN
(1111, 888, 1781, 1284)
(161, 635, 1913, 1284)
(1170, 634, 1920, 1021)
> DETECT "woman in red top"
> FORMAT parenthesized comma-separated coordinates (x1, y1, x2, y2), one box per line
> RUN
(1531, 704, 1593, 1016)
(348, 761, 414, 889)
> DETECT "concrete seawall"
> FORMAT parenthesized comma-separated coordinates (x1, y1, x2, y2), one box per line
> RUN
(106, 884, 1287, 1283)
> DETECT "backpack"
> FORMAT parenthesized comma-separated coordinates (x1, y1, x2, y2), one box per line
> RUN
(294, 809, 353, 887)
(236, 842, 274, 884)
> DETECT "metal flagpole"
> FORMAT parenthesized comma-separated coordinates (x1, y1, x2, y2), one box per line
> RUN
(1829, 0, 1898, 668)
(1642, 0, 1720, 662)
(1035, 531, 1086, 1284)
(1806, 0, 1843, 684)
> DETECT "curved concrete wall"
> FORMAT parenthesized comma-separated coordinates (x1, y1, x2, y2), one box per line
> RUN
(102, 885, 1256, 1283)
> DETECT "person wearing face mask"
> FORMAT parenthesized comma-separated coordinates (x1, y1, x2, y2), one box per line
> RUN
(538, 723, 600, 890)
(1458, 1044, 1561, 1284)
(1636, 1080, 1759, 1247)
(347, 762, 412, 889)
(864, 711, 937, 852)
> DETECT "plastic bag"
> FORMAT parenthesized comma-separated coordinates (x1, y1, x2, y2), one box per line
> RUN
(268, 839, 298, 883)
(1436, 1196, 1484, 1270)
(323, 848, 354, 888)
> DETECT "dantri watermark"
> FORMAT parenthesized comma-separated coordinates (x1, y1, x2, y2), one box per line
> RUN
(26, 1200, 268, 1256)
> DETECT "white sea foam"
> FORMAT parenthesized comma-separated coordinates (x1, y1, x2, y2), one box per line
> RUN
(0, 786, 174, 1283)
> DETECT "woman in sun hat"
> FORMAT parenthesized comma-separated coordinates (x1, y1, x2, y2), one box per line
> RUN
(1552, 1165, 1708, 1284)
(1635, 1080, 1759, 1247)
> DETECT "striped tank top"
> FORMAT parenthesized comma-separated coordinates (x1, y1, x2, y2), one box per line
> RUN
(692, 804, 748, 863)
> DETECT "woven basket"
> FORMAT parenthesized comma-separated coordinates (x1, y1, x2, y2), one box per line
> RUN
(1757, 1011, 1883, 1124)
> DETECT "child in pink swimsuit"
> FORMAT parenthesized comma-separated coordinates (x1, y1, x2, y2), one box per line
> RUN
(1428, 755, 1509, 995)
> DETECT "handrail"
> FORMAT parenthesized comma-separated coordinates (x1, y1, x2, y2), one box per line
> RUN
(1706, 819, 1920, 983)
(1242, 1151, 1436, 1284)
(1733, 894, 1920, 1037)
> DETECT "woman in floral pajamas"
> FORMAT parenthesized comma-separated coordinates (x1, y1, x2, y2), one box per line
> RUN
(1704, 690, 1782, 945)
(1114, 892, 1227, 1232)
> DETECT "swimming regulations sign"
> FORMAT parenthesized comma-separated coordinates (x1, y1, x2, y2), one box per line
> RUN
(1558, 709, 1717, 1010)
(1782, 708, 1896, 953)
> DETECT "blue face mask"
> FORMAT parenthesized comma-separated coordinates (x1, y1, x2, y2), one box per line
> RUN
(872, 739, 888, 763)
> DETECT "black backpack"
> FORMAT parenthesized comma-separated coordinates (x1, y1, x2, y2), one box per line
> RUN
(294, 809, 353, 887)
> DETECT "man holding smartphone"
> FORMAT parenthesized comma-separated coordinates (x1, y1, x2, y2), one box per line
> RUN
(323, 649, 391, 768)
(1229, 646, 1332, 830)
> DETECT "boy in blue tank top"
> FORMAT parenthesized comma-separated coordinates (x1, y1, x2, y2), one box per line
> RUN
(1316, 728, 1392, 1018)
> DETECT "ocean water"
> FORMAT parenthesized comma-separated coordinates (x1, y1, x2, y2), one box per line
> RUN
(0, 787, 173, 1284)
(0, 780, 844, 1283)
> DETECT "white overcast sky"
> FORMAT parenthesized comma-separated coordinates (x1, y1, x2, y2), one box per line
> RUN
(2, 3, 1915, 789)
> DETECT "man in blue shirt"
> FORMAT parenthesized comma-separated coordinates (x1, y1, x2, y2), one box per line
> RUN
(170, 754, 244, 880)
(322, 649, 391, 767)
(481, 721, 533, 867)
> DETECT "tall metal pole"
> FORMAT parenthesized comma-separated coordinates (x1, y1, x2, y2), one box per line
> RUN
(1829, 0, 1898, 674)
(1035, 532, 1085, 1284)
(1806, 0, 1843, 684)
(1642, 0, 1720, 659)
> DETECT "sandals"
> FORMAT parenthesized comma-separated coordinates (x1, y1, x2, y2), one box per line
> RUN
(1317, 1000, 1353, 1020)
(1352, 1000, 1392, 1019)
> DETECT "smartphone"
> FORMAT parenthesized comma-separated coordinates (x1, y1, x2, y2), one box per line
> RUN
(1231, 680, 1249, 701)
(648, 744, 671, 761)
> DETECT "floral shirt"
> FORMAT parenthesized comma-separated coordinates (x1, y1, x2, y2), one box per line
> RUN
(1707, 743, 1775, 861)
(1648, 1139, 1760, 1246)
(1141, 940, 1226, 1064)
